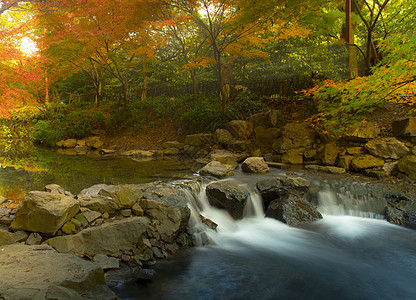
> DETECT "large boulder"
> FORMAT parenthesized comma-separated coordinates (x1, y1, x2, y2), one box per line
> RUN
(226, 120, 253, 140)
(214, 129, 234, 146)
(241, 157, 269, 173)
(10, 192, 80, 235)
(265, 197, 323, 226)
(398, 155, 416, 181)
(0, 244, 116, 299)
(281, 148, 304, 165)
(140, 196, 191, 243)
(46, 217, 150, 256)
(350, 154, 385, 171)
(78, 185, 144, 213)
(318, 143, 343, 166)
(364, 137, 409, 159)
(206, 181, 250, 219)
(392, 118, 416, 137)
(274, 122, 317, 153)
(342, 121, 380, 142)
(384, 192, 416, 225)
(199, 161, 234, 178)
(256, 177, 311, 206)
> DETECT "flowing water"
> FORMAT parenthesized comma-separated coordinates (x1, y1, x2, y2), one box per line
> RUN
(114, 169, 416, 300)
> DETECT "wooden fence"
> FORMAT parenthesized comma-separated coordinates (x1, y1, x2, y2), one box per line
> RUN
(84, 75, 314, 104)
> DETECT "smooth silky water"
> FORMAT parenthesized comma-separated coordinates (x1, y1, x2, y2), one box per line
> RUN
(114, 167, 416, 300)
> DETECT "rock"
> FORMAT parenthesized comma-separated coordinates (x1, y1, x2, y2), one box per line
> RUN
(305, 165, 346, 174)
(392, 118, 416, 137)
(163, 141, 184, 150)
(228, 140, 252, 153)
(364, 137, 409, 159)
(44, 184, 67, 194)
(241, 157, 269, 173)
(26, 232, 42, 245)
(12, 230, 29, 242)
(256, 177, 311, 206)
(140, 195, 191, 243)
(281, 148, 304, 165)
(83, 210, 102, 223)
(249, 112, 271, 128)
(342, 121, 380, 141)
(265, 197, 322, 226)
(93, 254, 120, 270)
(0, 229, 16, 246)
(385, 191, 416, 225)
(199, 161, 234, 178)
(273, 122, 317, 153)
(184, 133, 214, 147)
(383, 161, 399, 176)
(350, 154, 385, 171)
(62, 139, 77, 148)
(132, 202, 144, 216)
(226, 120, 253, 140)
(0, 243, 117, 299)
(338, 155, 354, 170)
(318, 143, 343, 166)
(120, 209, 132, 217)
(79, 184, 110, 197)
(214, 129, 234, 146)
(205, 181, 250, 219)
(398, 155, 416, 181)
(85, 136, 104, 149)
(10, 191, 80, 235)
(163, 148, 181, 155)
(46, 217, 150, 256)
(79, 185, 143, 213)
(209, 149, 240, 168)
(74, 213, 89, 227)
(346, 147, 367, 155)
(61, 220, 76, 234)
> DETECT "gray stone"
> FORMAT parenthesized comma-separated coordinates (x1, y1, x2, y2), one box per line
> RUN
(318, 143, 343, 166)
(94, 254, 120, 270)
(0, 243, 117, 299)
(83, 210, 102, 223)
(199, 161, 234, 178)
(62, 139, 77, 148)
(281, 148, 304, 165)
(214, 129, 234, 146)
(364, 137, 409, 159)
(12, 230, 29, 242)
(206, 181, 249, 219)
(385, 191, 416, 225)
(0, 229, 16, 246)
(120, 209, 132, 217)
(241, 157, 269, 173)
(256, 177, 311, 205)
(305, 165, 346, 174)
(10, 191, 80, 235)
(226, 120, 254, 140)
(338, 155, 354, 170)
(46, 217, 150, 257)
(265, 197, 322, 226)
(209, 149, 240, 168)
(85, 136, 104, 149)
(274, 122, 317, 153)
(398, 155, 416, 181)
(26, 232, 42, 245)
(351, 155, 385, 171)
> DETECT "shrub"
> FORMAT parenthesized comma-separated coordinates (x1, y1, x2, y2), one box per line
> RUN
(32, 120, 63, 148)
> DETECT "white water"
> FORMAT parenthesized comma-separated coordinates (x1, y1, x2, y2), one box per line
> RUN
(116, 175, 416, 299)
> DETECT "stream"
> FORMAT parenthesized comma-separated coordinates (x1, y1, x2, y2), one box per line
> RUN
(114, 168, 416, 300)
(2, 150, 416, 299)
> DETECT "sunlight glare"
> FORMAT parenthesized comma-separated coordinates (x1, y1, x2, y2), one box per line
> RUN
(20, 36, 38, 56)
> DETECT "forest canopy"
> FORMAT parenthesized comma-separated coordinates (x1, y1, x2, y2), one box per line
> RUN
(0, 0, 415, 123)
